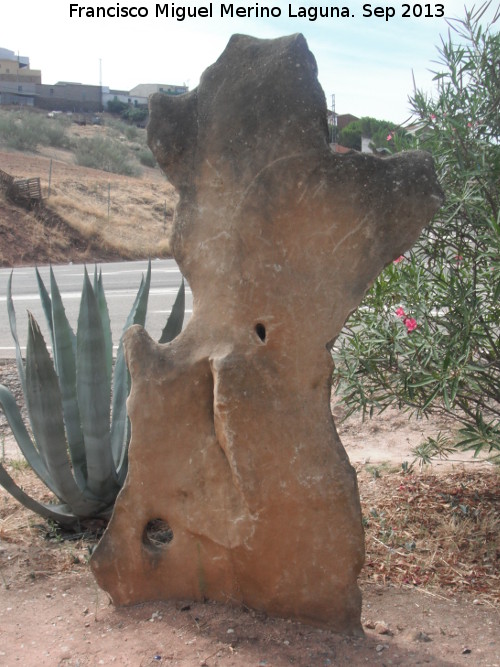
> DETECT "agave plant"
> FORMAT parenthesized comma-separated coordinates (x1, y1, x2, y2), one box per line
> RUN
(0, 262, 185, 527)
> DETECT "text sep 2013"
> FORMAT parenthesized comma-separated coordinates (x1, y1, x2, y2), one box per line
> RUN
(68, 3, 446, 21)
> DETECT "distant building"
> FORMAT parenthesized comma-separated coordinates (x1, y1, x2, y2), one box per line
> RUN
(0, 48, 41, 106)
(129, 83, 188, 98)
(35, 81, 102, 112)
(361, 137, 373, 153)
(335, 113, 359, 132)
(102, 83, 188, 115)
(101, 86, 148, 109)
(0, 48, 187, 112)
(331, 143, 352, 154)
(0, 48, 30, 69)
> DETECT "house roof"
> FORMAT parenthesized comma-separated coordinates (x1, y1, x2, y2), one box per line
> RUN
(331, 143, 352, 154)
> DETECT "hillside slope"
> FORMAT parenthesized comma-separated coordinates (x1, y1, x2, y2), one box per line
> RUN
(0, 191, 130, 267)
(0, 119, 177, 266)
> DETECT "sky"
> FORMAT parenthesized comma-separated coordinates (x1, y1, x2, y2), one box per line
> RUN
(1, 0, 489, 124)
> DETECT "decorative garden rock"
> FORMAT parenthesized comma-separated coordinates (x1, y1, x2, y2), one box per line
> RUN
(90, 33, 443, 634)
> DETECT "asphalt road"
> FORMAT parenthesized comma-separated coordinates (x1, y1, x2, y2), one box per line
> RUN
(0, 259, 191, 359)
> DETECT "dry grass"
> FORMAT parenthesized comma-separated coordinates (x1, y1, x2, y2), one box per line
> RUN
(47, 174, 176, 258)
(0, 117, 178, 261)
(0, 465, 101, 588)
(359, 467, 500, 605)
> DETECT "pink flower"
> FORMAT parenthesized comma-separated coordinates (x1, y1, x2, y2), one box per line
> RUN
(387, 133, 393, 141)
(404, 317, 418, 332)
(393, 255, 405, 264)
(395, 307, 406, 319)
(430, 114, 436, 121)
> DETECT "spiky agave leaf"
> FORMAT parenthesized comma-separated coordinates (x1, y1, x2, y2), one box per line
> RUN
(0, 386, 96, 529)
(94, 266, 113, 389)
(0, 462, 79, 527)
(0, 383, 55, 494)
(159, 278, 185, 344)
(49, 267, 86, 490)
(25, 312, 104, 516)
(6, 272, 26, 399)
(35, 267, 55, 352)
(110, 260, 151, 479)
(76, 269, 118, 502)
(132, 259, 152, 327)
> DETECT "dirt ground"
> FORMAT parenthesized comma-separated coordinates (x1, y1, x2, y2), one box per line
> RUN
(0, 569, 498, 667)
(1, 360, 498, 667)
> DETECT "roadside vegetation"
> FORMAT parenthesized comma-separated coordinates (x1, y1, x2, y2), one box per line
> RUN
(0, 108, 175, 262)
(0, 107, 155, 177)
(74, 135, 141, 176)
(0, 109, 72, 152)
(334, 3, 500, 465)
(337, 116, 412, 153)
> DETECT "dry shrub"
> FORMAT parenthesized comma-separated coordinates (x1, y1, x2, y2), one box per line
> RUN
(360, 467, 500, 604)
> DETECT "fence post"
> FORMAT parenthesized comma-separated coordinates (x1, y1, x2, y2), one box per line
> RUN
(48, 159, 53, 198)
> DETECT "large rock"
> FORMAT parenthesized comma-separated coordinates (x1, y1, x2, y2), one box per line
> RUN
(90, 33, 443, 634)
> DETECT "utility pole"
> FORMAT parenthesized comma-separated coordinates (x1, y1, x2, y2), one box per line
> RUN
(331, 94, 337, 144)
(99, 58, 103, 112)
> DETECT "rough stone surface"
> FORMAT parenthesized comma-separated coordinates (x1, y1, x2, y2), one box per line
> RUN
(90, 33, 443, 634)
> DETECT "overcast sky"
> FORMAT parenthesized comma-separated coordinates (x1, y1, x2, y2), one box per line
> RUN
(2, 0, 485, 124)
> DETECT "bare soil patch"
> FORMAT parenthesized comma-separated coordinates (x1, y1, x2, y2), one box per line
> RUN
(1, 362, 498, 667)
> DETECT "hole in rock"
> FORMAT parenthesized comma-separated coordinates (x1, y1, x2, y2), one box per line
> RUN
(255, 323, 266, 342)
(143, 518, 173, 549)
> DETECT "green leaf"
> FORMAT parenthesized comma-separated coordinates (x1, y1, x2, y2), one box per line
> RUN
(159, 278, 185, 344)
(25, 313, 95, 515)
(110, 260, 151, 473)
(35, 267, 55, 351)
(76, 269, 117, 500)
(0, 462, 78, 527)
(493, 278, 500, 303)
(408, 375, 438, 388)
(109, 350, 130, 473)
(6, 272, 26, 399)
(94, 266, 113, 389)
(132, 259, 152, 328)
(49, 267, 86, 489)
(421, 385, 441, 412)
(0, 383, 55, 494)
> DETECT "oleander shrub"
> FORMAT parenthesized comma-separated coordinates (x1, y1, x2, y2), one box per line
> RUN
(333, 3, 500, 462)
